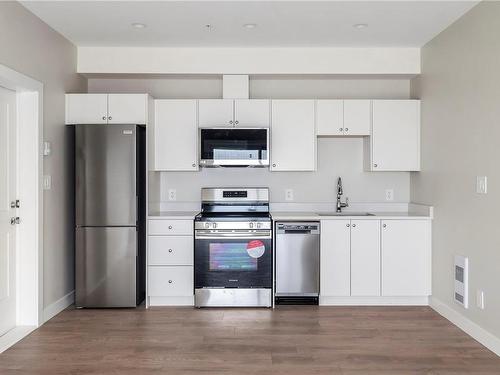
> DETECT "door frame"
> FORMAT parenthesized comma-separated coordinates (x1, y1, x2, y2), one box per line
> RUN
(0, 64, 44, 331)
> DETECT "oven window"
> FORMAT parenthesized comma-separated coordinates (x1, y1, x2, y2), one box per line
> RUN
(209, 243, 258, 271)
(200, 129, 268, 161)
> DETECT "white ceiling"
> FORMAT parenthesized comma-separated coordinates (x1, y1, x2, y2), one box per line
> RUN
(21, 1, 478, 48)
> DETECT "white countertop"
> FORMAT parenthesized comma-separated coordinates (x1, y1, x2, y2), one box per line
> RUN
(270, 211, 432, 221)
(148, 211, 199, 220)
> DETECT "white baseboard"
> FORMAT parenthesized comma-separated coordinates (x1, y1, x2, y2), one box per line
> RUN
(148, 296, 194, 307)
(320, 296, 429, 306)
(430, 296, 500, 357)
(0, 326, 36, 354)
(43, 290, 74, 323)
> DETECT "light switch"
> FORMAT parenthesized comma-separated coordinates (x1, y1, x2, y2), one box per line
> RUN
(43, 141, 51, 156)
(476, 176, 487, 194)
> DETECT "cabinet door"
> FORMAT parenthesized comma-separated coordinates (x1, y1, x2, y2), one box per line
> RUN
(344, 100, 371, 136)
(316, 100, 343, 136)
(234, 100, 270, 127)
(370, 100, 420, 171)
(320, 220, 350, 296)
(381, 220, 431, 296)
(153, 100, 198, 171)
(65, 94, 108, 124)
(271, 100, 316, 171)
(351, 220, 380, 296)
(198, 99, 234, 127)
(108, 94, 147, 124)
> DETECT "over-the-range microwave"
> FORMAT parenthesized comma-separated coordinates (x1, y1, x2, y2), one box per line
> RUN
(199, 128, 269, 167)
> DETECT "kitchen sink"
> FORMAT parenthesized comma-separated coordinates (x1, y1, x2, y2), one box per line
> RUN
(316, 212, 375, 216)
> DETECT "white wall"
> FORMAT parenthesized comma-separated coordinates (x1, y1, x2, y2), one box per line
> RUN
(89, 76, 411, 205)
(0, 2, 86, 308)
(411, 2, 500, 338)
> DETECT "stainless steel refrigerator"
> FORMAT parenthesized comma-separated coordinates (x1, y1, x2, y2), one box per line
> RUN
(75, 124, 146, 308)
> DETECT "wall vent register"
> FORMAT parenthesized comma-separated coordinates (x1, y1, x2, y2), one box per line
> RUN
(454, 255, 469, 308)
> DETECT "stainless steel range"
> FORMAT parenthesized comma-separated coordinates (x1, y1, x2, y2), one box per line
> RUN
(194, 188, 272, 307)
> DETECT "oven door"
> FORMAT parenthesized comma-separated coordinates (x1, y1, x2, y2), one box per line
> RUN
(199, 128, 269, 167)
(195, 231, 272, 289)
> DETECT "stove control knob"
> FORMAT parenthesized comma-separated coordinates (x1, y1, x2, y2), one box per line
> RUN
(257, 223, 262, 229)
(213, 223, 217, 229)
(249, 222, 254, 229)
(205, 223, 210, 229)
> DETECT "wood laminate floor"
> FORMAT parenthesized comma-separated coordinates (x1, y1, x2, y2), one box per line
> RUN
(1, 306, 499, 374)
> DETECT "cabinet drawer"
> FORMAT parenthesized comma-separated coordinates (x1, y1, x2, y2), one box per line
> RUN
(148, 236, 193, 265)
(148, 219, 193, 235)
(148, 266, 193, 297)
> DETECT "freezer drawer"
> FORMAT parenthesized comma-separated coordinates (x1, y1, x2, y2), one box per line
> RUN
(75, 124, 137, 226)
(76, 227, 137, 307)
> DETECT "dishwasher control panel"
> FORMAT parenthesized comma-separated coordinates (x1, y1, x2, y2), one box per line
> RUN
(276, 222, 320, 233)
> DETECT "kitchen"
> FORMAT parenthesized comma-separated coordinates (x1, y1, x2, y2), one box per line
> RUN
(1, 1, 500, 373)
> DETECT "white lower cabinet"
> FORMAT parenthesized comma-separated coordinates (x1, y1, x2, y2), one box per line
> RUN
(350, 220, 380, 296)
(381, 220, 431, 296)
(148, 266, 193, 297)
(320, 218, 431, 305)
(320, 220, 351, 296)
(147, 219, 194, 306)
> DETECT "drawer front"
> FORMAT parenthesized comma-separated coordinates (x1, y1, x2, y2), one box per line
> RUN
(148, 236, 193, 265)
(148, 266, 193, 297)
(148, 219, 193, 235)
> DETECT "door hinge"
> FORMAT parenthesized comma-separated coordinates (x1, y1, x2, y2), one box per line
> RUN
(10, 217, 20, 225)
(10, 200, 20, 208)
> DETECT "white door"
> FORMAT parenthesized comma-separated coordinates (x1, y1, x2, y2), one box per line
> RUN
(65, 94, 108, 124)
(154, 100, 198, 171)
(316, 100, 343, 136)
(198, 99, 234, 127)
(0, 86, 17, 336)
(351, 220, 380, 296)
(343, 100, 371, 136)
(271, 100, 316, 171)
(234, 100, 270, 127)
(108, 94, 147, 124)
(381, 220, 431, 296)
(320, 220, 350, 297)
(371, 100, 420, 171)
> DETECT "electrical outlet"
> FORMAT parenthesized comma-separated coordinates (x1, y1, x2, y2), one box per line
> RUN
(476, 176, 487, 194)
(168, 189, 177, 201)
(477, 290, 485, 310)
(385, 189, 394, 201)
(285, 189, 294, 201)
(43, 175, 52, 190)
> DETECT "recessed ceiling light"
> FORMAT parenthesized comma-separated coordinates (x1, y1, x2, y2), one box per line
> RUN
(243, 23, 257, 29)
(353, 23, 368, 30)
(131, 23, 146, 29)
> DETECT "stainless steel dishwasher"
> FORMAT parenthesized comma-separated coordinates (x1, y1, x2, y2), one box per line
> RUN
(275, 222, 320, 305)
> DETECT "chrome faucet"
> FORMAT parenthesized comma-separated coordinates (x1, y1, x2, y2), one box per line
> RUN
(336, 177, 349, 213)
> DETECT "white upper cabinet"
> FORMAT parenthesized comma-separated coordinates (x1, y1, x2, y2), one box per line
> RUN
(107, 94, 148, 124)
(234, 99, 270, 127)
(315, 100, 370, 136)
(366, 100, 420, 171)
(316, 100, 343, 136)
(198, 99, 234, 127)
(271, 100, 316, 171)
(343, 100, 371, 136)
(65, 94, 108, 124)
(65, 93, 148, 125)
(153, 100, 198, 171)
(350, 220, 380, 296)
(320, 220, 351, 297)
(381, 220, 431, 297)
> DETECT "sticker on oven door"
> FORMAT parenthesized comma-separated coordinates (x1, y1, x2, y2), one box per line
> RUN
(247, 240, 265, 258)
